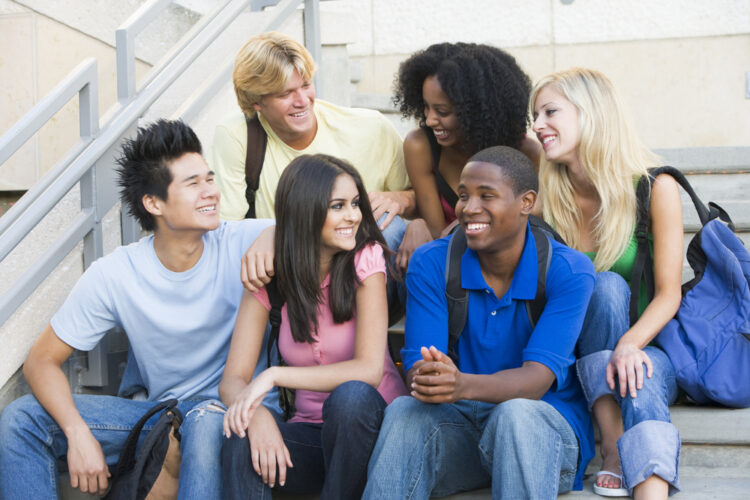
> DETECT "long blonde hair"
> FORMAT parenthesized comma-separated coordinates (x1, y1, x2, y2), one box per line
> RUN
(530, 68, 658, 271)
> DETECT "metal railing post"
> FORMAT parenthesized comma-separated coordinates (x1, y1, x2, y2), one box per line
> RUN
(304, 0, 321, 94)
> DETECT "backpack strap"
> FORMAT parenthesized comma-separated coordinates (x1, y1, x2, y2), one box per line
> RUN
(445, 229, 468, 364)
(629, 166, 737, 325)
(265, 279, 294, 420)
(243, 114, 268, 219)
(526, 225, 553, 329)
(423, 126, 458, 210)
(444, 222, 554, 363)
(110, 399, 181, 482)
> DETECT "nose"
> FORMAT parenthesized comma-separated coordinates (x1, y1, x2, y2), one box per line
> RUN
(532, 114, 544, 133)
(345, 204, 361, 222)
(292, 88, 307, 107)
(462, 195, 481, 214)
(425, 108, 438, 127)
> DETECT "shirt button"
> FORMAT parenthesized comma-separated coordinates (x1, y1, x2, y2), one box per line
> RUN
(490, 310, 497, 316)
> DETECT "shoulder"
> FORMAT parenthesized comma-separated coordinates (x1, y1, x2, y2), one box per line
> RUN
(208, 219, 274, 246)
(354, 243, 387, 280)
(409, 236, 450, 277)
(318, 100, 397, 134)
(548, 238, 595, 279)
(214, 111, 248, 137)
(404, 128, 431, 157)
(649, 172, 681, 208)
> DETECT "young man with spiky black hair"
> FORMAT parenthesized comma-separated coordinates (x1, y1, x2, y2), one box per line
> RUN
(0, 120, 274, 499)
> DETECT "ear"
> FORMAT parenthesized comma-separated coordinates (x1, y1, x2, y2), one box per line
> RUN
(519, 190, 537, 215)
(142, 194, 163, 218)
(252, 101, 262, 112)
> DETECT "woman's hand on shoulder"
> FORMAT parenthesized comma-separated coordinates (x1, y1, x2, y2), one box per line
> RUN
(241, 225, 276, 292)
(606, 341, 653, 398)
(245, 405, 293, 488)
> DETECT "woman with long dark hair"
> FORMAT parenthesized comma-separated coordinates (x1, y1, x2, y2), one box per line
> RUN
(219, 154, 406, 499)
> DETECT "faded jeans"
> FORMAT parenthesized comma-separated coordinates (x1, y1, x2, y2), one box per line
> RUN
(363, 397, 579, 500)
(576, 271, 681, 494)
(0, 394, 226, 499)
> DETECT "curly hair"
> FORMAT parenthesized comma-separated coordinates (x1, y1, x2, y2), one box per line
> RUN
(393, 42, 531, 152)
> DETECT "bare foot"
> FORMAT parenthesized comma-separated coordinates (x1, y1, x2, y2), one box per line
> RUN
(596, 446, 623, 489)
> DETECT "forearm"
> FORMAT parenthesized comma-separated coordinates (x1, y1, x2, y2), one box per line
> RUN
(269, 358, 384, 393)
(24, 358, 88, 437)
(219, 375, 253, 408)
(459, 364, 553, 403)
(618, 288, 682, 349)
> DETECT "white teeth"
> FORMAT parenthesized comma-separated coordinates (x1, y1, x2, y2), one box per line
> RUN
(290, 111, 308, 118)
(466, 223, 489, 231)
(197, 205, 215, 213)
(433, 129, 448, 138)
(336, 228, 353, 236)
(542, 136, 556, 145)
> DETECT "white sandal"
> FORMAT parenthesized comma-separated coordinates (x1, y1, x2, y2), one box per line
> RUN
(592, 470, 629, 497)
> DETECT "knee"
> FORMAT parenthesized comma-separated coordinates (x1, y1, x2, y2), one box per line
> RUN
(324, 381, 385, 426)
(181, 400, 225, 458)
(221, 433, 249, 466)
(487, 399, 537, 439)
(0, 395, 43, 438)
(589, 272, 630, 317)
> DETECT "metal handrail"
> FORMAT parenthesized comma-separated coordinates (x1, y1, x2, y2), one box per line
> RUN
(0, 0, 322, 384)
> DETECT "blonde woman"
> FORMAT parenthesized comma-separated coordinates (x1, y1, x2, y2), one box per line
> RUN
(531, 68, 683, 499)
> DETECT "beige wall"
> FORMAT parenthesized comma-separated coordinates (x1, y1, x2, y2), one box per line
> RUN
(346, 0, 750, 149)
(0, 1, 151, 190)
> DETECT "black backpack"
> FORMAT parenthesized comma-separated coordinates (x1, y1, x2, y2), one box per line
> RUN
(243, 115, 269, 219)
(105, 399, 182, 500)
(444, 215, 564, 363)
(265, 279, 295, 420)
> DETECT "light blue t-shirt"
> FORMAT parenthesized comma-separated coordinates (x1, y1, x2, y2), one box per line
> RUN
(51, 219, 274, 402)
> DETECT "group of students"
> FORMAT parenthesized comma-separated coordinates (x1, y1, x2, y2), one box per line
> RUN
(0, 31, 684, 500)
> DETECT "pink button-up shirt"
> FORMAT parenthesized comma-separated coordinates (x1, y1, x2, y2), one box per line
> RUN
(253, 243, 407, 423)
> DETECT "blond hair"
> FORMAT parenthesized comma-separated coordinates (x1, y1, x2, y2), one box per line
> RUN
(232, 31, 316, 117)
(530, 68, 658, 272)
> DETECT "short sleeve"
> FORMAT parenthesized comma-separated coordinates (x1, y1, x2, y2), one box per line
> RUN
(50, 259, 118, 351)
(354, 243, 387, 282)
(251, 286, 272, 312)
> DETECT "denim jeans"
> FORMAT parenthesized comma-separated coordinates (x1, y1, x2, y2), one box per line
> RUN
(380, 214, 408, 313)
(363, 397, 579, 500)
(576, 271, 681, 495)
(222, 380, 386, 500)
(0, 394, 225, 499)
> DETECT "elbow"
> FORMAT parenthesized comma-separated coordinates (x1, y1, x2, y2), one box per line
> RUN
(362, 364, 385, 389)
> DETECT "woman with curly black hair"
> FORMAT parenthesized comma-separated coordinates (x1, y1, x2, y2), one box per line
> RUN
(392, 42, 538, 269)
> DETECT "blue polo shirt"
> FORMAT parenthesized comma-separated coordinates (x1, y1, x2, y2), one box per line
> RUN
(403, 223, 595, 489)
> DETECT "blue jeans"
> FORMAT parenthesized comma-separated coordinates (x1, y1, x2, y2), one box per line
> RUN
(0, 394, 225, 499)
(380, 214, 408, 317)
(222, 380, 386, 500)
(363, 397, 580, 500)
(576, 271, 681, 495)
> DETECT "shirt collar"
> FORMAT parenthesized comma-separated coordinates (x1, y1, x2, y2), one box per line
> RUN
(460, 222, 539, 300)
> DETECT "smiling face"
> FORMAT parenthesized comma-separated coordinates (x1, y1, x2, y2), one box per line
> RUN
(320, 173, 362, 263)
(422, 75, 463, 148)
(147, 152, 220, 235)
(253, 69, 317, 149)
(532, 85, 582, 166)
(455, 161, 532, 254)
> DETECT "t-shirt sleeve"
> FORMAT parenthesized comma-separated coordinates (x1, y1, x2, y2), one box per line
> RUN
(522, 249, 595, 389)
(380, 117, 410, 192)
(402, 245, 449, 371)
(354, 243, 387, 283)
(210, 119, 250, 221)
(251, 287, 272, 312)
(50, 260, 118, 351)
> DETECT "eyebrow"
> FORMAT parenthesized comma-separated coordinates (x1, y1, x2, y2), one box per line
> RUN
(181, 170, 214, 183)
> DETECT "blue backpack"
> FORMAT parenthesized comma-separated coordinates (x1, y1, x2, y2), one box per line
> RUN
(631, 166, 750, 407)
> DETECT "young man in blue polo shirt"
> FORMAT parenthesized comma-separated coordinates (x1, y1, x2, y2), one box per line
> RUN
(363, 146, 596, 499)
(0, 120, 274, 499)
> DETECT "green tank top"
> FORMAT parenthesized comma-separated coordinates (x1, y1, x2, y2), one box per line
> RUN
(583, 230, 653, 317)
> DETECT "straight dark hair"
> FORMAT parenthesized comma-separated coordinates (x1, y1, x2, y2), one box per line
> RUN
(274, 154, 387, 343)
